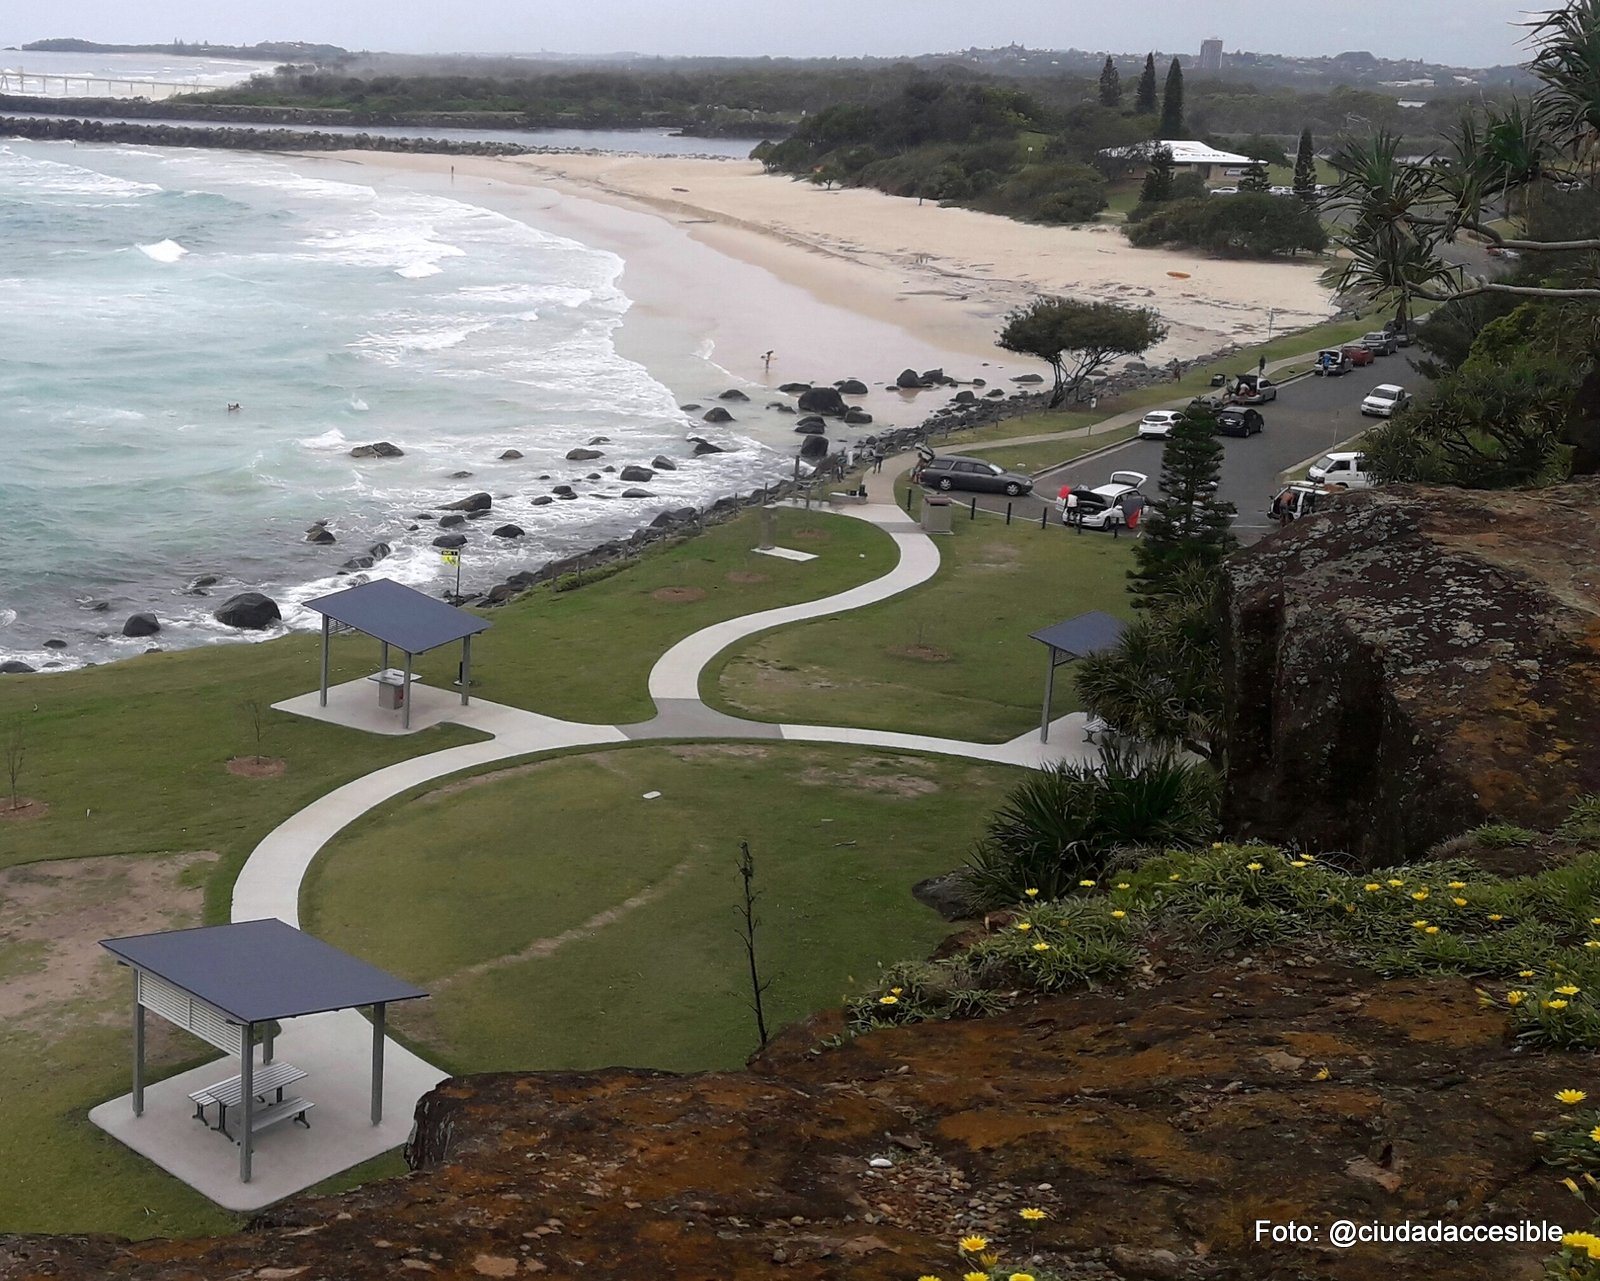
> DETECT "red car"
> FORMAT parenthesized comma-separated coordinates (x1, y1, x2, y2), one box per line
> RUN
(1341, 344, 1375, 367)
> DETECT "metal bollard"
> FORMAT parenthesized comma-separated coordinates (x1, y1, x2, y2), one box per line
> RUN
(1005, 502, 1012, 526)
(1040, 508, 1048, 530)
(969, 496, 977, 520)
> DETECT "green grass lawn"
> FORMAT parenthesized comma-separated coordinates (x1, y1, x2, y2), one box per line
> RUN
(404, 506, 894, 724)
(976, 424, 1138, 475)
(303, 743, 1021, 1074)
(705, 508, 1138, 742)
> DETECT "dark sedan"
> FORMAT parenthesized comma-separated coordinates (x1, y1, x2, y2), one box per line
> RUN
(914, 454, 1034, 496)
(1215, 406, 1265, 437)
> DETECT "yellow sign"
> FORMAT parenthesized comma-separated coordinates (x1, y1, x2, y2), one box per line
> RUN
(440, 550, 459, 565)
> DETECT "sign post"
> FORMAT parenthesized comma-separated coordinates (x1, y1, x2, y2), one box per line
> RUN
(440, 548, 462, 599)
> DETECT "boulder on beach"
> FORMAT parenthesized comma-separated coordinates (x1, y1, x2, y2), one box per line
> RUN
(586, 472, 602, 481)
(1012, 373, 1045, 383)
(689, 437, 726, 456)
(837, 378, 869, 395)
(921, 368, 947, 384)
(679, 404, 702, 413)
(531, 495, 555, 506)
(651, 455, 678, 471)
(43, 639, 67, 650)
(566, 447, 603, 461)
(350, 441, 404, 459)
(778, 382, 811, 394)
(619, 465, 655, 483)
(621, 488, 655, 499)
(121, 612, 160, 638)
(214, 592, 281, 631)
(702, 407, 734, 424)
(587, 436, 612, 446)
(553, 484, 575, 496)
(433, 532, 469, 549)
(492, 524, 525, 539)
(449, 470, 474, 479)
(797, 386, 847, 417)
(558, 491, 579, 500)
(795, 420, 826, 435)
(440, 492, 492, 513)
(439, 513, 466, 528)
(306, 525, 336, 545)
(499, 449, 524, 460)
(895, 368, 925, 389)
(0, 661, 36, 675)
(718, 388, 749, 401)
(953, 389, 977, 403)
(844, 409, 873, 424)
(367, 542, 392, 563)
(799, 434, 830, 460)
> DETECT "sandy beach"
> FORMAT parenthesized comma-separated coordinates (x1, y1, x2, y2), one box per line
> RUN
(306, 149, 1336, 409)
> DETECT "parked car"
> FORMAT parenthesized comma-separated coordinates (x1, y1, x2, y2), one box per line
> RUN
(915, 454, 1033, 496)
(1138, 410, 1186, 439)
(1360, 383, 1411, 417)
(1270, 481, 1342, 522)
(1308, 451, 1375, 488)
(1486, 244, 1522, 259)
(1215, 406, 1265, 437)
(1189, 392, 1229, 411)
(1361, 330, 1399, 356)
(1269, 185, 1295, 195)
(1341, 344, 1376, 367)
(1209, 186, 1239, 196)
(1383, 319, 1416, 347)
(1315, 348, 1352, 376)
(1061, 471, 1148, 529)
(1232, 374, 1278, 403)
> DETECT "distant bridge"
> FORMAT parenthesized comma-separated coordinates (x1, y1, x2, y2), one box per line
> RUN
(0, 69, 207, 100)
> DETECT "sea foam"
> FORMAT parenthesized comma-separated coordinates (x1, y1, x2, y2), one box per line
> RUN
(137, 238, 188, 263)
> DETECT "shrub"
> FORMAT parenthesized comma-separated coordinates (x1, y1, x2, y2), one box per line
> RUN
(1470, 821, 1540, 848)
(1125, 193, 1327, 257)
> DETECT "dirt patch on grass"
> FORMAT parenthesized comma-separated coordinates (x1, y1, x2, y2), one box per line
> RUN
(726, 571, 770, 584)
(970, 543, 1023, 571)
(792, 527, 831, 543)
(0, 799, 49, 821)
(226, 756, 287, 778)
(0, 851, 218, 1033)
(887, 643, 952, 662)
(798, 763, 941, 797)
(422, 760, 551, 802)
(651, 587, 707, 603)
(667, 744, 772, 761)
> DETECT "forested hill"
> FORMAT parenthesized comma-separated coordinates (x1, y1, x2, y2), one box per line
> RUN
(19, 38, 348, 62)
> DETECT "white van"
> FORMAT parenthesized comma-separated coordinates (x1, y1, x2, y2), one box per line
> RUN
(1307, 451, 1374, 489)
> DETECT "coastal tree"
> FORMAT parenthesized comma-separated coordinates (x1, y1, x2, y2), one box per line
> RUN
(1158, 57, 1186, 138)
(1293, 127, 1319, 202)
(1099, 56, 1122, 108)
(997, 297, 1168, 409)
(1238, 158, 1272, 192)
(3, 724, 23, 813)
(1139, 145, 1176, 205)
(1135, 53, 1159, 115)
(1130, 413, 1237, 603)
(735, 841, 773, 1050)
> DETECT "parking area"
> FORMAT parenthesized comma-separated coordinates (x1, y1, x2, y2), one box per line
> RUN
(924, 354, 1421, 544)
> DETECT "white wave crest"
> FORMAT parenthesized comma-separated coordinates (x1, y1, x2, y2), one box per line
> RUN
(137, 239, 188, 263)
(395, 261, 443, 279)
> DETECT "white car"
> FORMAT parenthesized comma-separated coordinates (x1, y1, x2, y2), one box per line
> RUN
(1360, 384, 1411, 417)
(1061, 470, 1149, 529)
(1138, 410, 1185, 439)
(1269, 185, 1295, 195)
(1209, 186, 1239, 196)
(1308, 451, 1375, 489)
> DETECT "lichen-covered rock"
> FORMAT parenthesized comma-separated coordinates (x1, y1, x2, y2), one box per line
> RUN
(1222, 480, 1600, 864)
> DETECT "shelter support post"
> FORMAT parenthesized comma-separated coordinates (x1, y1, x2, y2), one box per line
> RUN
(403, 654, 413, 730)
(239, 1023, 254, 1184)
(131, 974, 145, 1116)
(1040, 649, 1057, 743)
(380, 640, 389, 673)
(371, 1003, 386, 1125)
(319, 617, 330, 708)
(263, 1022, 275, 1065)
(460, 635, 472, 706)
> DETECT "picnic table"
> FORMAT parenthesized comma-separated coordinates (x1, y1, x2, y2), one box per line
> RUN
(190, 1061, 310, 1138)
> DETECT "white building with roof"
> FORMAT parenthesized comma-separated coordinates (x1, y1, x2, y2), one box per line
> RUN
(1100, 140, 1256, 173)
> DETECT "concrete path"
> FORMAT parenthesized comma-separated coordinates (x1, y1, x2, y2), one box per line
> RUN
(95, 472, 1099, 1210)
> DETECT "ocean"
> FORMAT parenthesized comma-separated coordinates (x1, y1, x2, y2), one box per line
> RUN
(0, 138, 792, 671)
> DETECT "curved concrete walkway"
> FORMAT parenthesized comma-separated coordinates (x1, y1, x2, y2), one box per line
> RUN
(99, 474, 1097, 1209)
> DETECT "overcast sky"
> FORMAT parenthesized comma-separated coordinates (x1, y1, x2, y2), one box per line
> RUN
(5, 2, 1538, 69)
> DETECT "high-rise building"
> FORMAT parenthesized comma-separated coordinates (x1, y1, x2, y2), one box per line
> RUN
(1199, 38, 1224, 71)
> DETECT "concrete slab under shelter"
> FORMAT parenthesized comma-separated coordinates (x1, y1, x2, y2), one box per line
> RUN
(273, 677, 464, 736)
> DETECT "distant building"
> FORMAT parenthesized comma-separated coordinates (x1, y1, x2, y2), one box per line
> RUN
(1199, 38, 1224, 72)
(1100, 139, 1253, 179)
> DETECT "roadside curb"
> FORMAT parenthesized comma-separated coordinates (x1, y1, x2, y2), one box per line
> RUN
(1026, 431, 1140, 479)
(1279, 427, 1372, 483)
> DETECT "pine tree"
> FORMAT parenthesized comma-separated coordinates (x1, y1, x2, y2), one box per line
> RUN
(1135, 53, 1158, 115)
(1293, 127, 1318, 203)
(1129, 413, 1237, 604)
(1139, 145, 1175, 204)
(1098, 56, 1122, 108)
(1158, 57, 1186, 138)
(1239, 159, 1271, 192)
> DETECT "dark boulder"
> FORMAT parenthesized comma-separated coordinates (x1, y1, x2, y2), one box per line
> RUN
(844, 409, 873, 425)
(619, 465, 655, 483)
(896, 368, 924, 389)
(587, 436, 612, 446)
(439, 513, 467, 528)
(953, 390, 978, 403)
(340, 554, 377, 571)
(433, 532, 469, 549)
(718, 388, 749, 401)
(702, 407, 734, 424)
(43, 639, 67, 650)
(491, 524, 525, 539)
(0, 661, 35, 675)
(566, 447, 603, 461)
(837, 378, 869, 395)
(1012, 373, 1045, 384)
(799, 434, 830, 460)
(797, 386, 847, 417)
(187, 574, 219, 590)
(689, 437, 726, 456)
(122, 613, 160, 638)
(558, 491, 579, 500)
(679, 404, 702, 413)
(306, 525, 336, 545)
(531, 495, 555, 506)
(773, 404, 796, 414)
(553, 484, 575, 496)
(795, 420, 826, 435)
(368, 542, 392, 562)
(499, 449, 524, 460)
(586, 472, 602, 481)
(440, 492, 492, 513)
(449, 470, 474, 479)
(778, 382, 812, 394)
(912, 873, 976, 922)
(350, 441, 404, 458)
(621, 488, 655, 499)
(651, 455, 678, 471)
(214, 592, 281, 631)
(920, 368, 946, 384)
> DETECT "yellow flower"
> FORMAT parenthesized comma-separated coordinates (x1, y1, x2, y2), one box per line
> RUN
(1115, 882, 1131, 890)
(918, 1276, 942, 1281)
(1565, 1230, 1600, 1259)
(965, 1274, 988, 1281)
(1558, 1089, 1589, 1105)
(1364, 883, 1381, 892)
(1019, 1207, 1047, 1221)
(1314, 1067, 1330, 1080)
(1506, 990, 1527, 1005)
(1564, 1177, 1581, 1193)
(1032, 942, 1051, 952)
(890, 987, 904, 995)
(1451, 897, 1468, 907)
(1248, 862, 1264, 871)
(958, 1236, 989, 1254)
(1411, 889, 1430, 901)
(1169, 873, 1182, 881)
(1488, 914, 1504, 922)
(1110, 909, 1127, 919)
(1387, 879, 1405, 888)
(1079, 879, 1096, 887)
(1424, 926, 1440, 935)
(1547, 999, 1571, 1010)
(878, 995, 899, 1006)
(1587, 940, 1600, 950)
(1290, 859, 1308, 868)
(1211, 842, 1223, 849)
(1411, 920, 1428, 929)
(1591, 1126, 1600, 1144)
(1010, 1274, 1038, 1281)
(1015, 921, 1032, 932)
(1448, 881, 1467, 890)
(1558, 985, 1582, 996)
(1025, 887, 1040, 898)
(1520, 970, 1536, 978)
(1591, 917, 1600, 925)
(1344, 903, 1356, 913)
(1302, 853, 1317, 861)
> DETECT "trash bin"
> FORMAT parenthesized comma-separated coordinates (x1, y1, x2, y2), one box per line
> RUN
(1209, 373, 1227, 387)
(374, 671, 406, 710)
(921, 494, 954, 535)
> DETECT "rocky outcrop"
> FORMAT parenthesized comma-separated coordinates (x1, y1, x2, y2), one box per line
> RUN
(3, 956, 1574, 1281)
(350, 441, 404, 458)
(212, 592, 280, 630)
(618, 465, 655, 483)
(120, 613, 159, 638)
(701, 406, 734, 423)
(439, 492, 492, 513)
(1222, 481, 1600, 864)
(797, 386, 848, 416)
(566, 447, 603, 461)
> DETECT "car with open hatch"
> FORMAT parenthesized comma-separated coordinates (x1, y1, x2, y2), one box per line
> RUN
(1315, 348, 1352, 376)
(1231, 373, 1278, 403)
(1058, 471, 1148, 529)
(914, 454, 1033, 496)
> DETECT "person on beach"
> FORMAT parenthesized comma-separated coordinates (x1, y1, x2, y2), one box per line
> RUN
(762, 350, 774, 372)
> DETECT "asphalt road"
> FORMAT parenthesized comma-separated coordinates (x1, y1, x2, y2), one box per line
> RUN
(938, 353, 1424, 542)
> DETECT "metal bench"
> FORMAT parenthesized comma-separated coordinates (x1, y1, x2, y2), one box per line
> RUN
(239, 1096, 314, 1140)
(189, 1061, 306, 1133)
